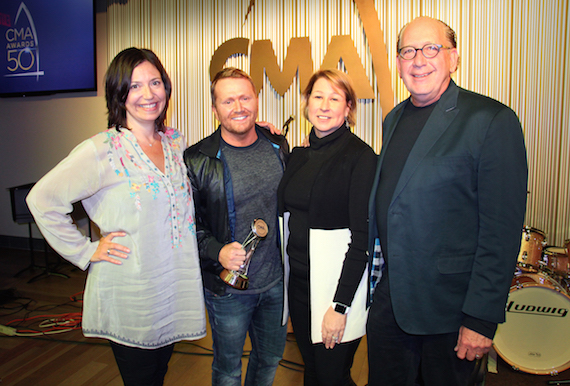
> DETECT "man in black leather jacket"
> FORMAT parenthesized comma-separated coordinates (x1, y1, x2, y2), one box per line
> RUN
(184, 67, 289, 386)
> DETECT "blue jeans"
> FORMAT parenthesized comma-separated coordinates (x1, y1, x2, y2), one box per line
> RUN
(204, 280, 287, 386)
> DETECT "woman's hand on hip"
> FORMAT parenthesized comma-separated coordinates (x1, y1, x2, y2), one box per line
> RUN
(91, 231, 130, 265)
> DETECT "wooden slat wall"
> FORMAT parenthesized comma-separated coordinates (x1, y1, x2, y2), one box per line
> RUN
(106, 0, 570, 245)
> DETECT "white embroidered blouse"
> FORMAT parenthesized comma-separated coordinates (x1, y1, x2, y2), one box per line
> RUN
(26, 127, 206, 348)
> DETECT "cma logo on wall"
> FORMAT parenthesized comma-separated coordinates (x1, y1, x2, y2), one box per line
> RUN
(209, 0, 395, 117)
(2, 2, 43, 80)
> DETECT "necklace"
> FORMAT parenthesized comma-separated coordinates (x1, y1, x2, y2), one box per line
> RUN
(144, 132, 158, 147)
(119, 126, 157, 147)
(119, 126, 158, 147)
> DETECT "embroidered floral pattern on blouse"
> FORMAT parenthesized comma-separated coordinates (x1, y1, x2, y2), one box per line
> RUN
(187, 213, 196, 235)
(101, 128, 191, 248)
(118, 156, 131, 178)
(104, 132, 123, 177)
(103, 129, 166, 210)
(132, 175, 161, 200)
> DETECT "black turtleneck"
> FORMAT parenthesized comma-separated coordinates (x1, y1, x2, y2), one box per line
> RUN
(282, 127, 348, 281)
(376, 101, 436, 260)
(278, 124, 377, 306)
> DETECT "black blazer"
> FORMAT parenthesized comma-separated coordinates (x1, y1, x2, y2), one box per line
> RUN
(368, 80, 528, 335)
(279, 126, 377, 306)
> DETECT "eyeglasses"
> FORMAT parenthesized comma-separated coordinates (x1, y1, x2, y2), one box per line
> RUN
(398, 43, 451, 60)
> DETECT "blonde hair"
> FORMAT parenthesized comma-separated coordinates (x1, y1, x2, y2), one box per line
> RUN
(301, 69, 357, 127)
(211, 67, 256, 105)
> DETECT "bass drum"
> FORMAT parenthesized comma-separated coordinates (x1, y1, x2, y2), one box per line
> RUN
(493, 273, 570, 375)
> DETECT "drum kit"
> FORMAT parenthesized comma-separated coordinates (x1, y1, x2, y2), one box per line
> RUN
(493, 226, 570, 375)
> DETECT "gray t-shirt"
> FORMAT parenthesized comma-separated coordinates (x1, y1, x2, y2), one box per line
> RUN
(221, 133, 283, 294)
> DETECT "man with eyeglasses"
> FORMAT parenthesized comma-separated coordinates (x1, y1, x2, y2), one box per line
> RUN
(366, 16, 528, 385)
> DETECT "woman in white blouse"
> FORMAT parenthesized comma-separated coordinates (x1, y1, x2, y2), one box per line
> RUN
(26, 47, 206, 386)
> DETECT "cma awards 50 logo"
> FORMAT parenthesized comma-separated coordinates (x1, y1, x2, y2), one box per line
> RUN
(1, 2, 44, 80)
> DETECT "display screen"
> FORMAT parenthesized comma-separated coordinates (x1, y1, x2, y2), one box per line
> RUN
(0, 0, 96, 97)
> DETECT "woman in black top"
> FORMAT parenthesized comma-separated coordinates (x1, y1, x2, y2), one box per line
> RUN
(278, 69, 377, 385)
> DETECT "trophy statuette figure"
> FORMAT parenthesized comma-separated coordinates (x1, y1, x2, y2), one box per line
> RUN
(220, 218, 268, 290)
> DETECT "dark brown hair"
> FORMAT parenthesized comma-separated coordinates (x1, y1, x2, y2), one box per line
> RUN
(105, 47, 172, 132)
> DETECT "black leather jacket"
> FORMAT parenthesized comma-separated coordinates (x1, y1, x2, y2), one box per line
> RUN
(184, 125, 289, 294)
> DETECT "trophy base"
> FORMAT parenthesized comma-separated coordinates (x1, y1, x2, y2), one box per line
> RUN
(220, 269, 249, 290)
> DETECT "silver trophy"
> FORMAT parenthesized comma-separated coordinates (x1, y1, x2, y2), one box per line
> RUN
(219, 218, 268, 290)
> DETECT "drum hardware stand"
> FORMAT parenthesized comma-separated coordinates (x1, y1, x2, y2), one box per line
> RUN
(467, 353, 487, 386)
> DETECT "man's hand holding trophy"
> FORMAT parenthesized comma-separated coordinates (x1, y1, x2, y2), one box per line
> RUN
(219, 218, 268, 290)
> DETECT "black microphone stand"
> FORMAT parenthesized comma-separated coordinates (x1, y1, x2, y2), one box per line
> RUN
(282, 115, 295, 136)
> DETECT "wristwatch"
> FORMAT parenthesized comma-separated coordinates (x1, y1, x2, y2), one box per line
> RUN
(334, 303, 348, 315)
